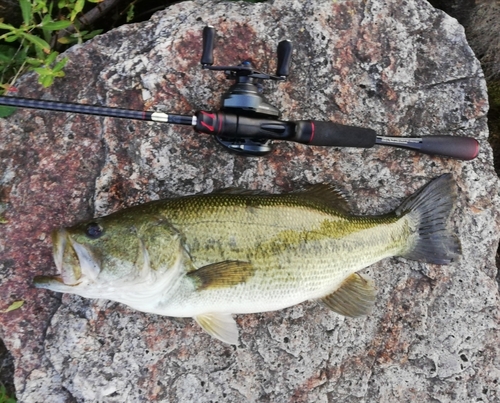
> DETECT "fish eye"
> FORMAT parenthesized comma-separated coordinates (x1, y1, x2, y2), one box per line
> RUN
(85, 222, 104, 239)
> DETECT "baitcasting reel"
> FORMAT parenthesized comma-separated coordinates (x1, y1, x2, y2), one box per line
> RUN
(200, 26, 292, 155)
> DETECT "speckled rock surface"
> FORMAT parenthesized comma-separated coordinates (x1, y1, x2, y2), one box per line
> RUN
(0, 0, 499, 401)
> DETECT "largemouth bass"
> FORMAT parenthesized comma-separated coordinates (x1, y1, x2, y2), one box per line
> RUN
(34, 174, 460, 344)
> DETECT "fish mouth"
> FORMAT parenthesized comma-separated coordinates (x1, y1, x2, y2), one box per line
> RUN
(33, 228, 101, 291)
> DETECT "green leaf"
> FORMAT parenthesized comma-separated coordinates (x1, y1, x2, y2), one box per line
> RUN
(41, 13, 52, 25)
(40, 74, 54, 87)
(41, 20, 72, 31)
(57, 36, 71, 44)
(19, 0, 32, 26)
(21, 32, 50, 53)
(82, 29, 102, 40)
(0, 381, 16, 403)
(126, 5, 135, 23)
(0, 46, 15, 62)
(0, 105, 16, 118)
(75, 0, 86, 13)
(33, 66, 51, 75)
(3, 34, 20, 43)
(0, 22, 16, 31)
(44, 50, 58, 65)
(32, 0, 47, 13)
(2, 300, 24, 312)
(52, 56, 68, 72)
(25, 57, 43, 66)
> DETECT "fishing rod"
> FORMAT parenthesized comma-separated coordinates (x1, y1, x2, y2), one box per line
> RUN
(0, 26, 479, 160)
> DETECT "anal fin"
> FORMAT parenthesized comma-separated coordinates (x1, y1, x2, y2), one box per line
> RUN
(194, 313, 239, 345)
(320, 273, 377, 317)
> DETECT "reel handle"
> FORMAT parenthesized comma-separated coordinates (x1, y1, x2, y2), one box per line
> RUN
(201, 26, 215, 66)
(276, 40, 293, 77)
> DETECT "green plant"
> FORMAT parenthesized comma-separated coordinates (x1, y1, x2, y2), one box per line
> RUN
(0, 383, 16, 403)
(0, 0, 102, 91)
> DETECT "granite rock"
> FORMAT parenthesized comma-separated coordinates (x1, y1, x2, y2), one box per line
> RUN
(0, 0, 499, 401)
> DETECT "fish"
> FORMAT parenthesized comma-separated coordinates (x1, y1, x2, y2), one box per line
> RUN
(34, 174, 460, 344)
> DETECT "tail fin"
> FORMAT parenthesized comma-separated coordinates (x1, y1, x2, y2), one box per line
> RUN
(397, 174, 461, 264)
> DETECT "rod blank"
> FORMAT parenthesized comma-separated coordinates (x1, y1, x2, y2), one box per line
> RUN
(0, 95, 152, 120)
(0, 96, 195, 126)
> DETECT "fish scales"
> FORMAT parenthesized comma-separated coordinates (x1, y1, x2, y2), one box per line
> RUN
(157, 194, 405, 312)
(34, 175, 460, 344)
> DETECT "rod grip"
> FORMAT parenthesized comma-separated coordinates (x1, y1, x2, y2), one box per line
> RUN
(201, 26, 215, 66)
(419, 136, 479, 160)
(293, 120, 377, 147)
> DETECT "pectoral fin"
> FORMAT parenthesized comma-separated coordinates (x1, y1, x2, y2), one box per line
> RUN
(188, 261, 256, 290)
(320, 273, 377, 317)
(194, 313, 239, 345)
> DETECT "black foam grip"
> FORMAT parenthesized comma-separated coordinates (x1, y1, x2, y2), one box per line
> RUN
(419, 136, 479, 160)
(295, 121, 377, 147)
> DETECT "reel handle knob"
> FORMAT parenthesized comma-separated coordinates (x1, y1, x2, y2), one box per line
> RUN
(201, 26, 215, 66)
(276, 40, 293, 77)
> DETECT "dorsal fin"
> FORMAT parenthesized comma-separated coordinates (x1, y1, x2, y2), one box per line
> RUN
(292, 184, 351, 214)
(320, 273, 377, 317)
(212, 188, 271, 196)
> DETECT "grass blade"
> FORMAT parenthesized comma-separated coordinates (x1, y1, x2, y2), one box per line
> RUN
(19, 0, 32, 26)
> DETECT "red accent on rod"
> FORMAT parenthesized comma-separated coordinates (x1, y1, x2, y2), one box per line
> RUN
(200, 121, 214, 132)
(200, 111, 216, 132)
